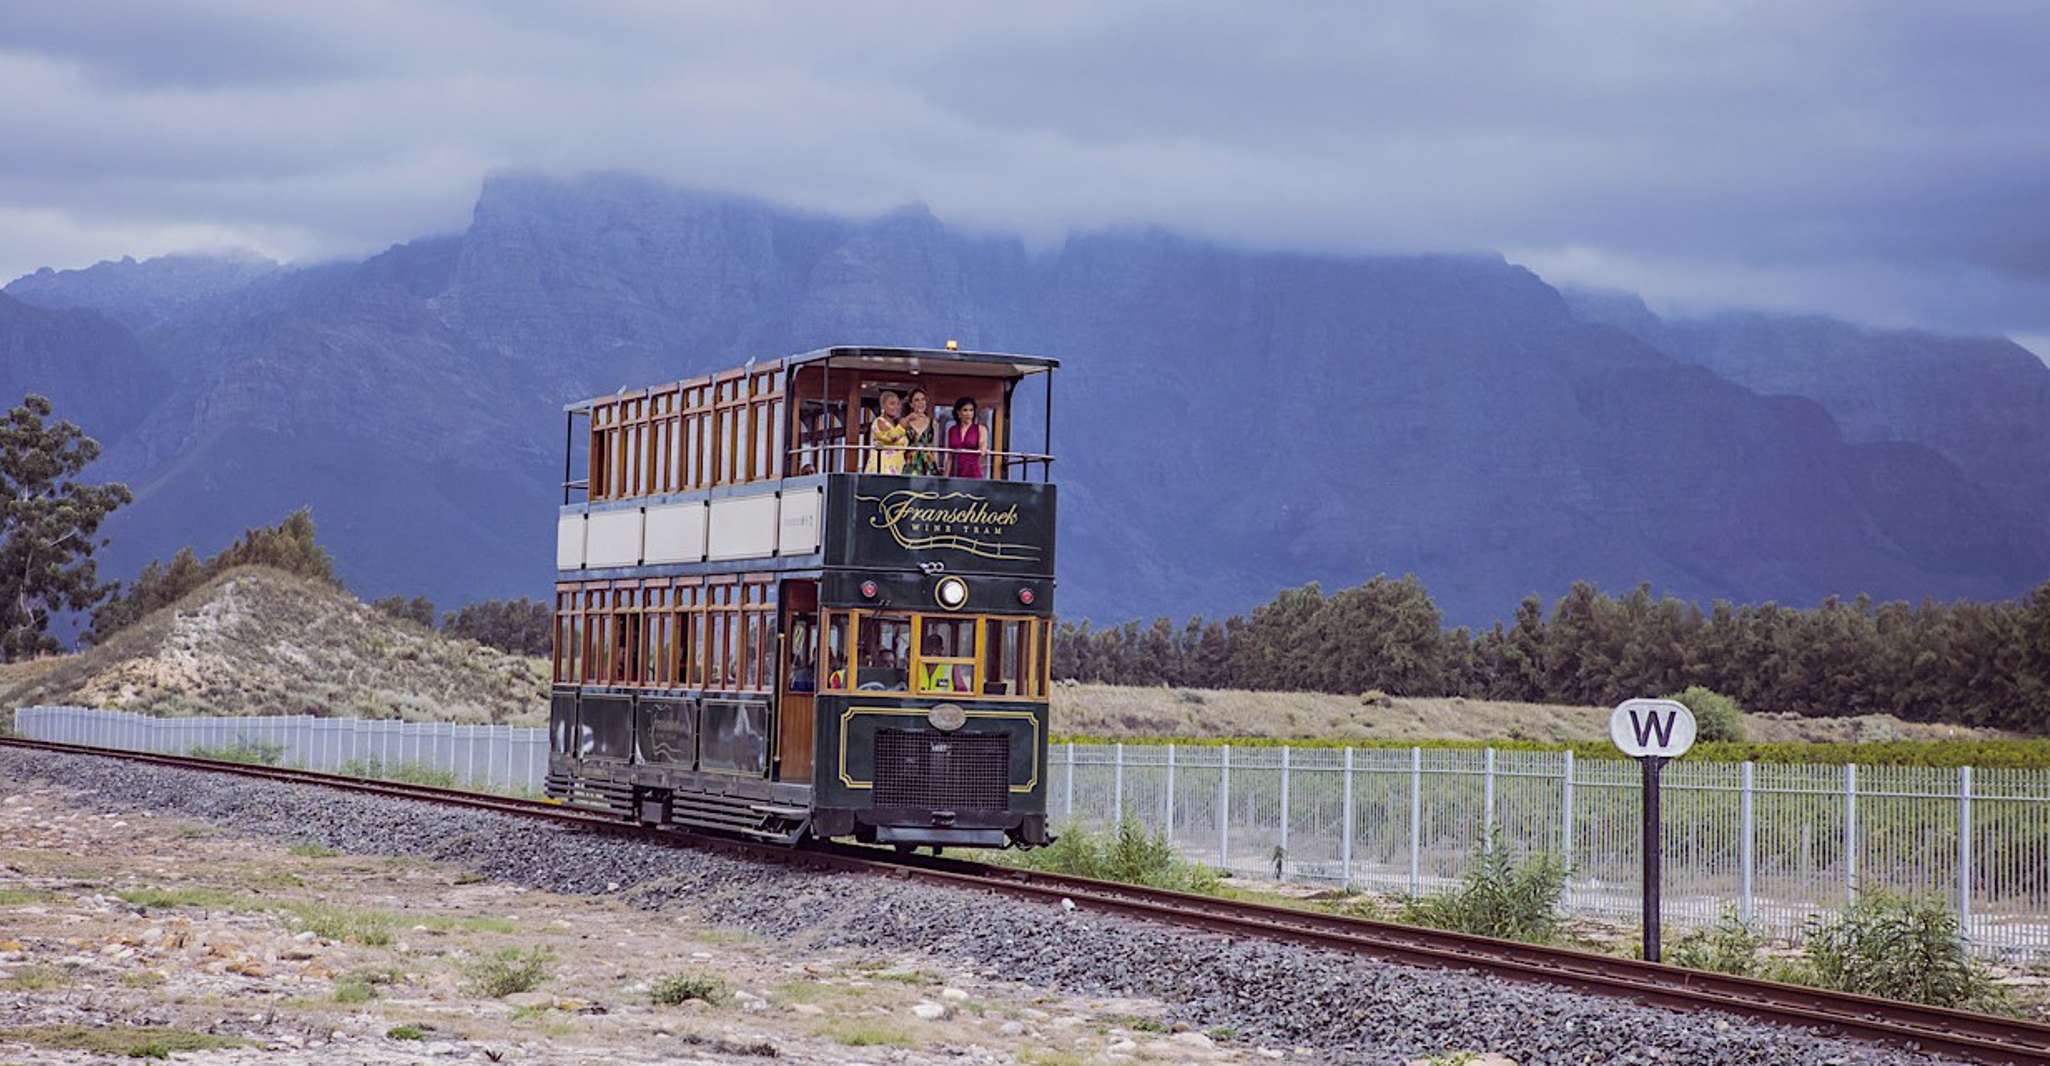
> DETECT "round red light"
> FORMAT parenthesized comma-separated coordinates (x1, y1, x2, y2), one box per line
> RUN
(860, 580, 879, 599)
(1017, 587, 1036, 606)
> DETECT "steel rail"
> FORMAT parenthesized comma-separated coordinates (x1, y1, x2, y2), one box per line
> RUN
(6, 735, 2047, 1064)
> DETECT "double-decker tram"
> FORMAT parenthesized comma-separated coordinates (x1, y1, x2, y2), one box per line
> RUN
(547, 345, 1057, 849)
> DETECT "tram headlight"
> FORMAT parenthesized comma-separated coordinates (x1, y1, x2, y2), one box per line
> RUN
(934, 575, 970, 610)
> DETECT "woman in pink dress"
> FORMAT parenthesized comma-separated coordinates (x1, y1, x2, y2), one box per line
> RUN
(946, 396, 988, 478)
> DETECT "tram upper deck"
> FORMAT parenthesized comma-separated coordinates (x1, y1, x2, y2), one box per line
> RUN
(555, 345, 1058, 584)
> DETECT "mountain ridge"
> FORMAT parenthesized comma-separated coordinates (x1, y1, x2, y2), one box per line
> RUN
(5, 172, 2047, 627)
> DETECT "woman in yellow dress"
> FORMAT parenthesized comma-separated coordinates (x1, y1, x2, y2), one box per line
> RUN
(863, 389, 909, 474)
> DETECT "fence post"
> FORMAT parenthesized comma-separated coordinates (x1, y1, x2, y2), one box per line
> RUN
(1958, 765, 1973, 936)
(1064, 743, 1076, 823)
(1278, 746, 1291, 871)
(1218, 745, 1231, 869)
(1844, 763, 1859, 902)
(1164, 744, 1176, 837)
(1740, 761, 1756, 923)
(1341, 747, 1355, 891)
(1561, 749, 1575, 868)
(1483, 747, 1496, 842)
(1113, 742, 1125, 819)
(467, 725, 480, 788)
(1409, 746, 1423, 895)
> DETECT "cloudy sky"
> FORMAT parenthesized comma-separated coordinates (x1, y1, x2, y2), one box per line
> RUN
(4, 2, 2047, 351)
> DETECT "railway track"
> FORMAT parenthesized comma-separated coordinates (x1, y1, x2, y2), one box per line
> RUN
(7, 734, 2049, 1065)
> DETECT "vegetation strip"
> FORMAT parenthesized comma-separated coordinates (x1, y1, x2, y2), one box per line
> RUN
(8, 733, 2047, 1064)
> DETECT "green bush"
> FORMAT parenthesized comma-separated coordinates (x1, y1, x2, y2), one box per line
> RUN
(649, 971, 725, 1006)
(1007, 820, 1222, 894)
(461, 947, 552, 999)
(336, 757, 460, 789)
(1665, 685, 1746, 743)
(1667, 906, 1766, 976)
(186, 739, 285, 766)
(1397, 830, 1567, 943)
(1802, 893, 2008, 1012)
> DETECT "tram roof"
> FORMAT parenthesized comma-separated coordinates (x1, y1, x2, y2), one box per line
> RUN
(565, 345, 1058, 412)
(787, 345, 1060, 376)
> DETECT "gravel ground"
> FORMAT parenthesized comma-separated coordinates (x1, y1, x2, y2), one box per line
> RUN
(0, 748, 1968, 1066)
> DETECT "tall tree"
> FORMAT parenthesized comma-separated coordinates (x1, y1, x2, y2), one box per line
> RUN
(0, 395, 132, 660)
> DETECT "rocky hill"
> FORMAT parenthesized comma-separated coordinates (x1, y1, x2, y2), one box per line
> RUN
(0, 566, 548, 724)
(6, 172, 2049, 625)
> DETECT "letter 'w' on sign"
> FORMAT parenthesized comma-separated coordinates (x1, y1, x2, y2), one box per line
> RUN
(1609, 698, 1697, 759)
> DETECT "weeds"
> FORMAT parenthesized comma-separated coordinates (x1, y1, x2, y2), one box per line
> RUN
(386, 1025, 427, 1041)
(1397, 829, 1567, 943)
(288, 842, 340, 858)
(650, 971, 725, 1006)
(186, 739, 286, 766)
(0, 1025, 242, 1060)
(1804, 893, 2009, 1012)
(0, 965, 70, 991)
(462, 946, 552, 998)
(818, 1020, 918, 1048)
(1667, 906, 1767, 977)
(1007, 820, 1222, 894)
(336, 756, 462, 788)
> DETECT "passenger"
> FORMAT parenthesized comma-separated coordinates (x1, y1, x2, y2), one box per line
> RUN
(922, 632, 955, 692)
(946, 397, 988, 479)
(902, 387, 940, 476)
(863, 390, 908, 474)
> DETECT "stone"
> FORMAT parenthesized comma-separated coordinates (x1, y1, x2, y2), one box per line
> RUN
(940, 987, 969, 1001)
(1173, 1031, 1215, 1050)
(911, 1002, 947, 1021)
(504, 992, 551, 1009)
(1107, 1039, 1138, 1054)
(997, 1021, 1025, 1037)
(792, 1003, 825, 1017)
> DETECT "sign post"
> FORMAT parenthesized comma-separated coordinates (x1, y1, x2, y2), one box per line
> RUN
(1609, 698, 1697, 963)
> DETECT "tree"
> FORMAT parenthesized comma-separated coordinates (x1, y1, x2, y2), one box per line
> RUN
(372, 595, 438, 628)
(443, 597, 552, 657)
(88, 509, 340, 644)
(0, 395, 132, 660)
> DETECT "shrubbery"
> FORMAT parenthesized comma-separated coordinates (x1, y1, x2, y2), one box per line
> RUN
(461, 946, 552, 998)
(1666, 906, 1768, 977)
(1803, 893, 2008, 1012)
(1008, 820, 1222, 894)
(1397, 830, 1568, 943)
(1666, 685, 1745, 742)
(88, 510, 338, 644)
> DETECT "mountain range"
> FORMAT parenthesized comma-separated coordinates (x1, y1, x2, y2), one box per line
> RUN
(6, 172, 2048, 627)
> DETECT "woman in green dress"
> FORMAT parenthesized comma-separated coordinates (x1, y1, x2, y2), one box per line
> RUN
(902, 387, 940, 476)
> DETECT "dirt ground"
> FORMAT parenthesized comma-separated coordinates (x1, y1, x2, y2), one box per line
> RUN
(0, 782, 1310, 1065)
(1050, 684, 2009, 744)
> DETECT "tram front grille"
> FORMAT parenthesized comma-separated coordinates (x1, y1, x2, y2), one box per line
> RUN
(874, 729, 1009, 811)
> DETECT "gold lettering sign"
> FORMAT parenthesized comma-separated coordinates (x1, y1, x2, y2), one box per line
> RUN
(856, 489, 1042, 561)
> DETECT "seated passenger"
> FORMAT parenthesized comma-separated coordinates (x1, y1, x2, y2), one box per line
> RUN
(863, 390, 908, 474)
(946, 397, 988, 479)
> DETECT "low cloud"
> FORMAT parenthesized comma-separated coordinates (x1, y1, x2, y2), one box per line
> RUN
(3, 1, 2046, 340)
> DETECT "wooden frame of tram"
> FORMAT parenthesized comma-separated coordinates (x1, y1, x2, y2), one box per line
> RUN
(548, 345, 1059, 848)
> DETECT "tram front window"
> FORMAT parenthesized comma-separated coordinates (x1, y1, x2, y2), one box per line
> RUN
(858, 614, 912, 690)
(984, 619, 1027, 697)
(917, 617, 975, 694)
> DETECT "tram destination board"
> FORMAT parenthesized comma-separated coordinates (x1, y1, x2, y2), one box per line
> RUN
(826, 473, 1056, 577)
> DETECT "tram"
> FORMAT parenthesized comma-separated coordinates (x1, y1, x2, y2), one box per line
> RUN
(546, 345, 1057, 848)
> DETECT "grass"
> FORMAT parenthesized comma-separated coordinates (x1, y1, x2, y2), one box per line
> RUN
(114, 884, 502, 947)
(115, 885, 247, 911)
(186, 739, 285, 765)
(332, 978, 380, 1004)
(0, 888, 57, 906)
(336, 757, 461, 788)
(650, 971, 725, 1006)
(288, 842, 340, 858)
(0, 1025, 242, 1060)
(818, 1020, 920, 1048)
(0, 966, 70, 991)
(386, 1025, 427, 1041)
(462, 946, 552, 998)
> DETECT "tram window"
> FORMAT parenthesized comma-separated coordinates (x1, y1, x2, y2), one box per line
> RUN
(857, 614, 911, 691)
(824, 612, 850, 690)
(916, 617, 975, 694)
(983, 619, 1028, 697)
(787, 613, 817, 692)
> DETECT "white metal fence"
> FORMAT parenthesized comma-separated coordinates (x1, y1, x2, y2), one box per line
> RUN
(12, 706, 2047, 959)
(11, 705, 546, 794)
(1048, 742, 2050, 961)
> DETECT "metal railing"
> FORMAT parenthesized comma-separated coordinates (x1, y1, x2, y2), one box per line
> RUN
(16, 705, 2045, 959)
(12, 706, 546, 795)
(786, 442, 1054, 481)
(1047, 742, 2050, 960)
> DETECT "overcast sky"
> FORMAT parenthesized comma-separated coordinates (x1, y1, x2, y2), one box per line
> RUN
(3, 2, 2046, 352)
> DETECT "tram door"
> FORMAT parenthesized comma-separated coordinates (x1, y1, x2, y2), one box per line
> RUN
(776, 580, 818, 783)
